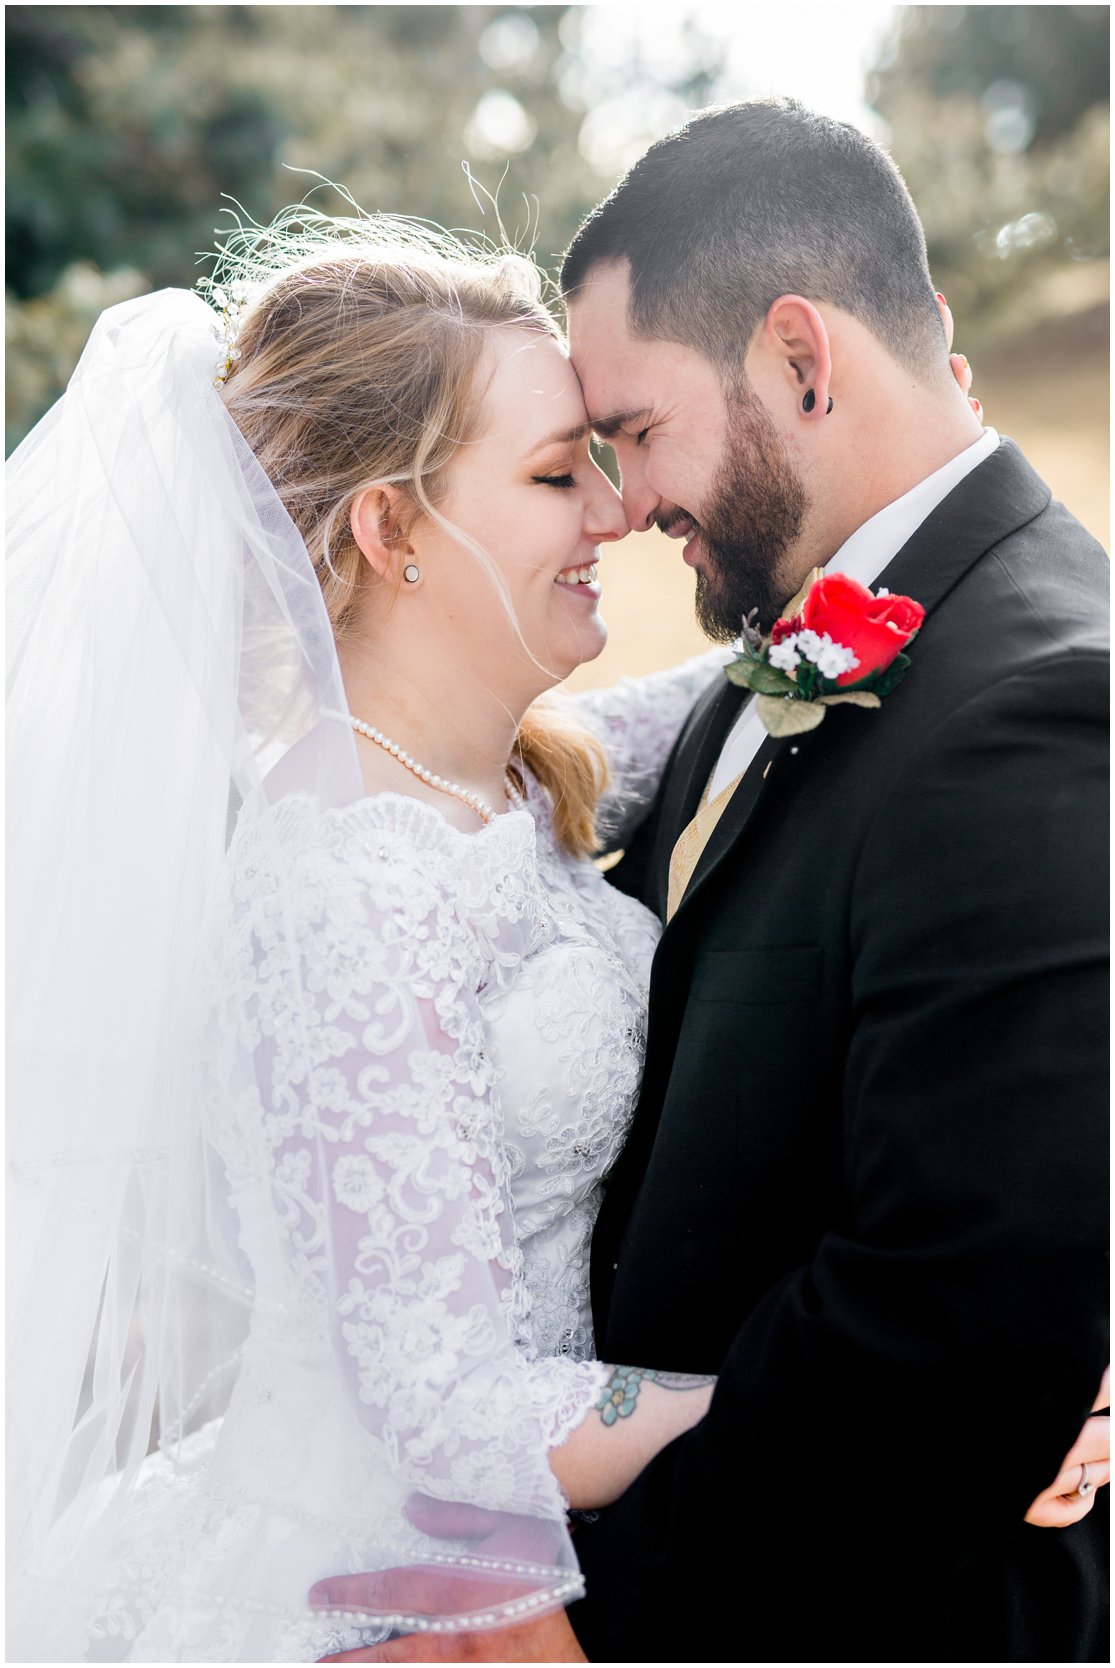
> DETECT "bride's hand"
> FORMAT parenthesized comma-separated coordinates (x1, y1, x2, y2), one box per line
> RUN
(936, 291, 983, 422)
(1024, 1365, 1110, 1527)
(549, 1366, 715, 1509)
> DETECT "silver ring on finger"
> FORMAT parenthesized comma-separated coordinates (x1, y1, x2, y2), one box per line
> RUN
(1076, 1462, 1093, 1498)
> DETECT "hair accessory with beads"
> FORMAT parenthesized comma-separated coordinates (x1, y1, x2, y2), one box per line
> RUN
(210, 281, 251, 387)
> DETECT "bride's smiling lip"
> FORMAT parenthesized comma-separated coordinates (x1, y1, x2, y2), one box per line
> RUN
(554, 557, 602, 598)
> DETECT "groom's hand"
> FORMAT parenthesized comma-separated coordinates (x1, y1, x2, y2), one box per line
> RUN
(1025, 1365, 1110, 1527)
(312, 1499, 588, 1662)
(315, 1609, 586, 1663)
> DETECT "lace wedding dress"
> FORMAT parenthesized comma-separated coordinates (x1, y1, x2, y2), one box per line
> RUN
(84, 651, 725, 1663)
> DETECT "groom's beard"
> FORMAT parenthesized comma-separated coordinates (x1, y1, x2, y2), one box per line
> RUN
(691, 385, 810, 640)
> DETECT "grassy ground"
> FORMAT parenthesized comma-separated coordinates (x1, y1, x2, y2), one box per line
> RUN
(565, 303, 1109, 693)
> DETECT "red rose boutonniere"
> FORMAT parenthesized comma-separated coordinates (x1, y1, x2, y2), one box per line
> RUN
(725, 571, 926, 738)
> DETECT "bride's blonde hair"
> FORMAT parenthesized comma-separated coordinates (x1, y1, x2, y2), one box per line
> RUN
(212, 210, 609, 858)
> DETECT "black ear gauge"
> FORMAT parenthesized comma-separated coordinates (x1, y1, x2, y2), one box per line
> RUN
(802, 390, 835, 414)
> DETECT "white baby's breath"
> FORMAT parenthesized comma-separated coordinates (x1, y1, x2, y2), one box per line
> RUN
(792, 628, 860, 681)
(768, 637, 801, 673)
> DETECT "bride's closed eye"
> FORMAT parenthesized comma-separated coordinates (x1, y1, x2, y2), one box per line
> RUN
(532, 472, 577, 489)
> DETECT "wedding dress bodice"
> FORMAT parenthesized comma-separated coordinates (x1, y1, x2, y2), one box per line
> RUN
(87, 650, 726, 1662)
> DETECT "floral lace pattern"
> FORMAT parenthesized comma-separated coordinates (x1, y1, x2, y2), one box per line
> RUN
(86, 651, 726, 1660)
(206, 791, 614, 1488)
(567, 647, 731, 847)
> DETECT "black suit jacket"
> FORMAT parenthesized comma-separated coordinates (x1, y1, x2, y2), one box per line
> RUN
(570, 442, 1109, 1662)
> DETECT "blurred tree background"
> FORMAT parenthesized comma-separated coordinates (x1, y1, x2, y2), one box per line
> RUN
(869, 5, 1108, 338)
(6, 3, 1107, 674)
(6, 3, 725, 452)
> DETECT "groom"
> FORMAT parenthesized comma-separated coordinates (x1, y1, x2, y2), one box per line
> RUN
(328, 100, 1108, 1662)
(556, 96, 1109, 1664)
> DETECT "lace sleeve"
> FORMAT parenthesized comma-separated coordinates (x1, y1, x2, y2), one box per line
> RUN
(212, 797, 607, 1516)
(561, 649, 730, 846)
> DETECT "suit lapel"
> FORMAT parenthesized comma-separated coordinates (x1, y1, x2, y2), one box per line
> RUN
(874, 437, 1049, 613)
(665, 439, 1052, 927)
(678, 728, 784, 908)
(649, 672, 747, 918)
(668, 673, 748, 835)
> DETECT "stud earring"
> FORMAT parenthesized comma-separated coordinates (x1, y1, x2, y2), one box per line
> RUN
(403, 563, 420, 584)
(802, 390, 834, 414)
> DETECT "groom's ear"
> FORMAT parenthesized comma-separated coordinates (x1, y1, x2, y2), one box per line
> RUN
(761, 295, 833, 422)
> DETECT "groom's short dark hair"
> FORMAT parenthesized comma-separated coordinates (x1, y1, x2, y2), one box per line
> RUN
(561, 98, 947, 381)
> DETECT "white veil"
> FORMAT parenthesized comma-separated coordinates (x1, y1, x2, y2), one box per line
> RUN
(7, 289, 582, 1660)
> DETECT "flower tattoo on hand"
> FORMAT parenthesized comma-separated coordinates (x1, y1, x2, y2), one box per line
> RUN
(596, 1365, 658, 1425)
(595, 1366, 715, 1425)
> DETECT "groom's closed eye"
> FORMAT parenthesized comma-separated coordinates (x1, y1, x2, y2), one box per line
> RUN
(589, 409, 649, 442)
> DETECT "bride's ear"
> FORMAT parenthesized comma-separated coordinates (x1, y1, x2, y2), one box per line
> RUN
(350, 485, 414, 581)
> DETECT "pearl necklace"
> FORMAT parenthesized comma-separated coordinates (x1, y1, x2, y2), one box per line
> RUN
(343, 713, 522, 826)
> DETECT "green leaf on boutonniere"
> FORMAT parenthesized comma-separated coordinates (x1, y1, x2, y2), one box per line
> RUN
(755, 695, 828, 736)
(817, 691, 882, 712)
(867, 651, 912, 700)
(723, 659, 756, 688)
(725, 660, 799, 695)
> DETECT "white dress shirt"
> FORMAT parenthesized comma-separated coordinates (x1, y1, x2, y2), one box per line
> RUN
(705, 428, 1000, 801)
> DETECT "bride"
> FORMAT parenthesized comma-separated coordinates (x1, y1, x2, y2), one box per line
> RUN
(7, 215, 727, 1663)
(7, 213, 1103, 1665)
